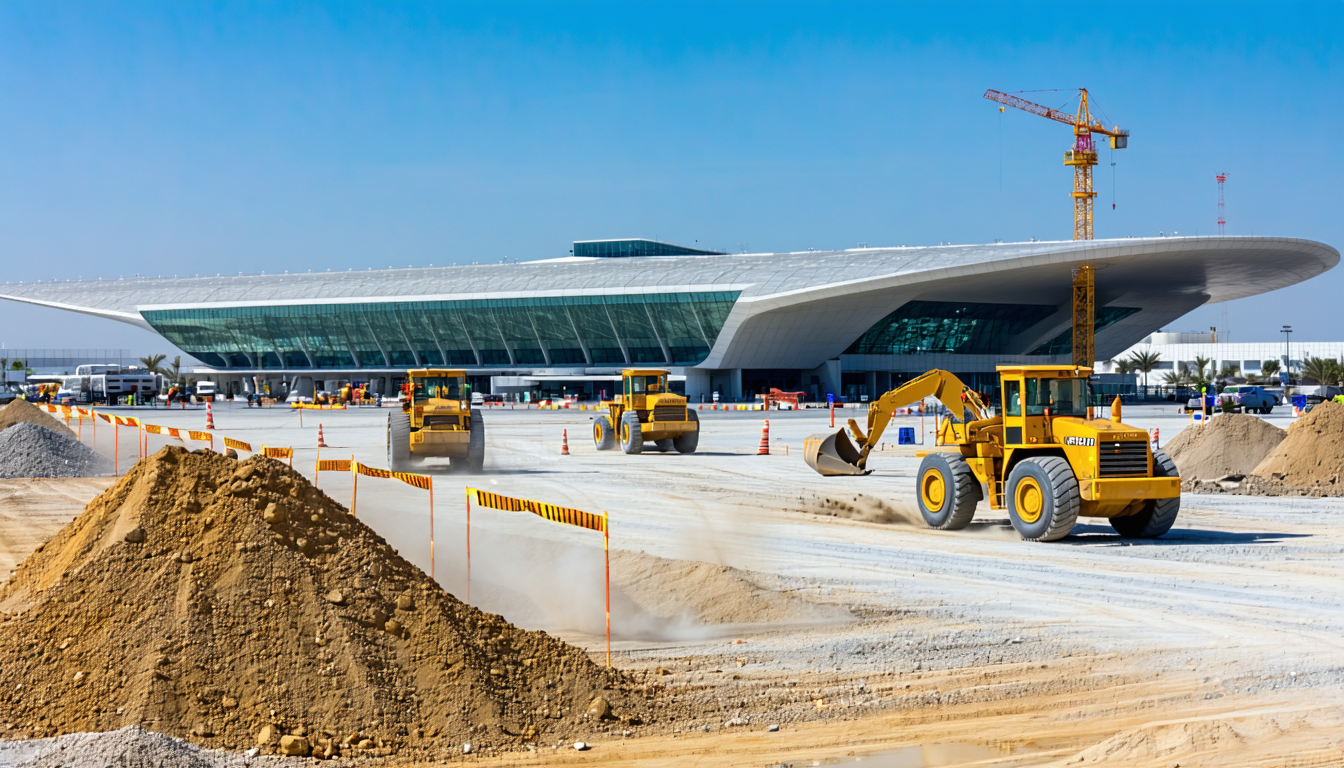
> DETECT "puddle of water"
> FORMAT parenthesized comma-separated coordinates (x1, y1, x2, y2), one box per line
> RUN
(817, 741, 1018, 768)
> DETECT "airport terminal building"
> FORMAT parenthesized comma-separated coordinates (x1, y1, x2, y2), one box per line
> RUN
(1, 236, 1336, 402)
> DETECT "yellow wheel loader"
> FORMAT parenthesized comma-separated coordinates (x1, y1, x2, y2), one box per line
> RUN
(804, 366, 1181, 541)
(593, 369, 699, 454)
(388, 369, 484, 473)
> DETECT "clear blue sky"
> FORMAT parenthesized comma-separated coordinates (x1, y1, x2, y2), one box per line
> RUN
(0, 1, 1339, 357)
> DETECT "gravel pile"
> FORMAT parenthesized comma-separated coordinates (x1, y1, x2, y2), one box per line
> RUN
(0, 726, 301, 767)
(0, 423, 111, 479)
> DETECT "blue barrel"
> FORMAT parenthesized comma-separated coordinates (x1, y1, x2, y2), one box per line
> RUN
(897, 426, 915, 445)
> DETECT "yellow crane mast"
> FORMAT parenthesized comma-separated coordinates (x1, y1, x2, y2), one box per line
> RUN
(984, 88, 1128, 240)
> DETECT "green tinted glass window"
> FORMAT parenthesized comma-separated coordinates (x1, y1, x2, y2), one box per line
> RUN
(845, 301, 1056, 356)
(141, 291, 740, 370)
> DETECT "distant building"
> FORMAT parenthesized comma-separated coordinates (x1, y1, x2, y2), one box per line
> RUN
(1, 236, 1337, 401)
(1101, 332, 1343, 382)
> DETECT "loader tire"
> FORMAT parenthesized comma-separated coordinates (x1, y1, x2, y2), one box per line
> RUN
(916, 453, 980, 530)
(459, 408, 485, 473)
(1109, 448, 1180, 538)
(1006, 456, 1080, 542)
(388, 411, 412, 473)
(673, 410, 699, 454)
(655, 439, 674, 452)
(619, 411, 644, 454)
(593, 414, 616, 450)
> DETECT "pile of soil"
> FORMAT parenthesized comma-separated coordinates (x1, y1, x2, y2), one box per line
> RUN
(0, 447, 650, 760)
(0, 423, 111, 479)
(1252, 401, 1344, 491)
(1165, 413, 1286, 480)
(611, 550, 850, 627)
(0, 400, 75, 439)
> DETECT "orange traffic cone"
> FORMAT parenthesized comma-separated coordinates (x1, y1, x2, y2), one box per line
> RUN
(757, 419, 770, 455)
(561, 429, 571, 455)
(317, 423, 329, 448)
(205, 402, 216, 430)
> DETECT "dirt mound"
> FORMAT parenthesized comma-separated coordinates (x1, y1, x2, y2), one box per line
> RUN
(0, 447, 648, 759)
(611, 550, 849, 628)
(1252, 401, 1344, 491)
(1165, 413, 1286, 480)
(0, 423, 112, 479)
(0, 400, 75, 439)
(1069, 717, 1250, 763)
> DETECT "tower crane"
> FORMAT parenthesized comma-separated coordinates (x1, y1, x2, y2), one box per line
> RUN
(984, 89, 1128, 240)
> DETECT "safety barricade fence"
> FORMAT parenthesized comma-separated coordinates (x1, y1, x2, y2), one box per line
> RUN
(223, 436, 252, 453)
(262, 446, 294, 467)
(325, 461, 436, 576)
(36, 404, 263, 477)
(465, 487, 611, 667)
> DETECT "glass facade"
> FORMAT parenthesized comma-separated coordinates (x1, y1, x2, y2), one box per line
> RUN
(142, 291, 740, 370)
(572, 239, 726, 258)
(844, 300, 1058, 356)
(1027, 306, 1141, 356)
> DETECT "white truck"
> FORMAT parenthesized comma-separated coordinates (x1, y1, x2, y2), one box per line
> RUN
(60, 365, 162, 404)
(1218, 385, 1277, 414)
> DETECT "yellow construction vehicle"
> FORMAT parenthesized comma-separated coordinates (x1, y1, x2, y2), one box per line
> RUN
(593, 369, 699, 454)
(388, 369, 483, 472)
(804, 366, 1180, 541)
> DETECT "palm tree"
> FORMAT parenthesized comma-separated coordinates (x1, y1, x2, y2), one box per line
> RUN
(138, 354, 168, 376)
(1162, 370, 1190, 386)
(1193, 355, 1213, 380)
(1303, 356, 1343, 387)
(1262, 360, 1281, 379)
(1115, 359, 1135, 375)
(168, 356, 183, 387)
(1127, 350, 1163, 392)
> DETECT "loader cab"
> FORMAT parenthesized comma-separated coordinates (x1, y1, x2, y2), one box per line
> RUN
(406, 369, 468, 409)
(622, 369, 669, 412)
(998, 365, 1093, 447)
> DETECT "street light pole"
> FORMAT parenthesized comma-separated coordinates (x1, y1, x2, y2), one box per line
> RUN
(1282, 325, 1293, 388)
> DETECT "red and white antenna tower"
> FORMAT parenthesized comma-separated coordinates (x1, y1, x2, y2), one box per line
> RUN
(1216, 173, 1227, 235)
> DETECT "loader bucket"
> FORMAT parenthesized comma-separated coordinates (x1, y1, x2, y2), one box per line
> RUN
(803, 429, 871, 476)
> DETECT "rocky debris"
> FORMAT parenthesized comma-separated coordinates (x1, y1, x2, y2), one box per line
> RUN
(0, 447, 649, 760)
(0, 422, 111, 479)
(1166, 413, 1286, 481)
(0, 399, 76, 439)
(1252, 401, 1344, 491)
(1183, 474, 1333, 497)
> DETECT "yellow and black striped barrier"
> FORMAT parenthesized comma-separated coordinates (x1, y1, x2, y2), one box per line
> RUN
(464, 487, 611, 667)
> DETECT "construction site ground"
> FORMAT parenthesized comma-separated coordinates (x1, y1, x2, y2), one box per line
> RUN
(4, 402, 1344, 766)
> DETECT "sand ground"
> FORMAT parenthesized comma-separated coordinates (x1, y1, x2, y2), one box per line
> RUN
(4, 402, 1343, 766)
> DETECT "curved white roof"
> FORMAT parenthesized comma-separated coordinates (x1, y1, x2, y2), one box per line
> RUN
(0, 236, 1335, 370)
